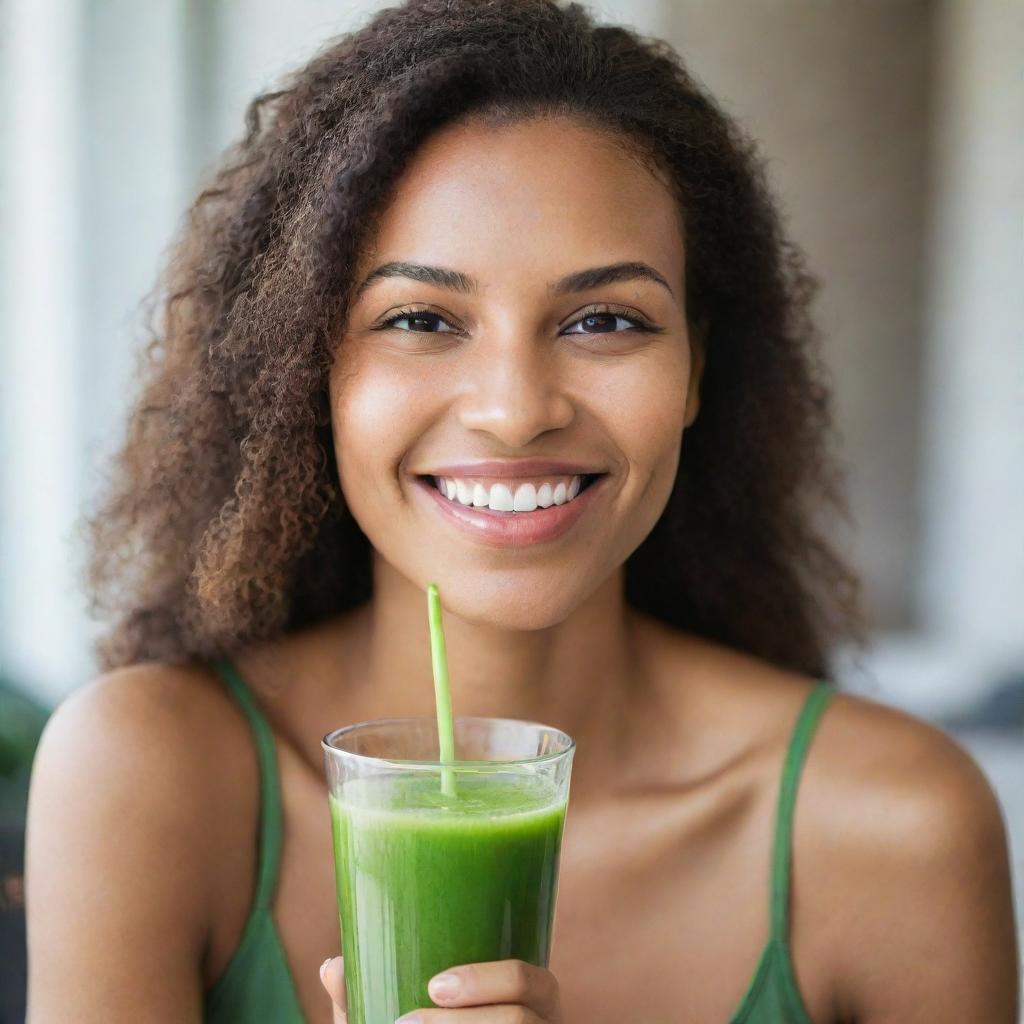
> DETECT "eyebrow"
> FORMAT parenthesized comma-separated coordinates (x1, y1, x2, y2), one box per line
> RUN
(353, 260, 675, 300)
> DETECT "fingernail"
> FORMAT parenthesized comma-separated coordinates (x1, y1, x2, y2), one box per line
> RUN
(394, 1015, 422, 1023)
(428, 972, 460, 1000)
(319, 957, 333, 980)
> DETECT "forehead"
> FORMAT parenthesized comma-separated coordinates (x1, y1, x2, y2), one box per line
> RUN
(355, 115, 684, 295)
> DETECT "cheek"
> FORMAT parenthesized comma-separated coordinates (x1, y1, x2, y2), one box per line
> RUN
(329, 354, 430, 502)
(585, 346, 691, 478)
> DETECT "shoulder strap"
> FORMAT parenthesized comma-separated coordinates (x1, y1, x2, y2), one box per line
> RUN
(211, 658, 284, 911)
(769, 681, 834, 942)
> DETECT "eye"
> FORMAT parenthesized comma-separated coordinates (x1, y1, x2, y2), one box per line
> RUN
(374, 308, 458, 334)
(561, 305, 655, 336)
(372, 304, 660, 339)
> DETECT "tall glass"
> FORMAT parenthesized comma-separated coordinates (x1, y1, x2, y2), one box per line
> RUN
(322, 716, 575, 1024)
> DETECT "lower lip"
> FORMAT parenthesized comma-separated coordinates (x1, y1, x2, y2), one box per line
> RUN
(412, 475, 608, 548)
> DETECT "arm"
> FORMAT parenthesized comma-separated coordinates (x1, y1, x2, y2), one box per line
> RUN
(24, 667, 213, 1022)
(825, 710, 1020, 1023)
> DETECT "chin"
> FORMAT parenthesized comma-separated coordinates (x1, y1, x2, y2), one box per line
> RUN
(419, 570, 590, 633)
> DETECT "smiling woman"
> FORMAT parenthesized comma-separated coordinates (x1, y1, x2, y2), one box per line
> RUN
(24, 1, 1018, 1023)
(79, 30, 857, 676)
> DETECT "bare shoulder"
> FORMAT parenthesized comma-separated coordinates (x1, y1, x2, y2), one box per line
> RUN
(30, 660, 250, 838)
(798, 690, 1020, 1021)
(807, 689, 1010, 863)
(635, 613, 1010, 847)
(25, 661, 249, 1022)
(28, 659, 255, 907)
(41, 659, 237, 744)
(632, 619, 1019, 1019)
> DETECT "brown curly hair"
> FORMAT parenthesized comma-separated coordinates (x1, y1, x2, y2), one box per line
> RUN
(84, 0, 864, 677)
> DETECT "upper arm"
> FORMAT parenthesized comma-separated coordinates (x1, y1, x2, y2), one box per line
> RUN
(24, 666, 215, 1023)
(824, 703, 1020, 1023)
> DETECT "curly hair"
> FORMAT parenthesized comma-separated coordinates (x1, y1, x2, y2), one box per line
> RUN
(84, 0, 864, 677)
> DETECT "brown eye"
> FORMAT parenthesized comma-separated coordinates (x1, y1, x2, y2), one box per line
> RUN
(562, 307, 653, 336)
(376, 309, 457, 333)
(574, 312, 627, 333)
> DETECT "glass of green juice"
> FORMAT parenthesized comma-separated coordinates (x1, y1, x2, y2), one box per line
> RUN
(322, 716, 575, 1024)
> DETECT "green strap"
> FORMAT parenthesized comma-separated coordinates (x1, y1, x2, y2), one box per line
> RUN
(770, 682, 834, 941)
(211, 658, 284, 911)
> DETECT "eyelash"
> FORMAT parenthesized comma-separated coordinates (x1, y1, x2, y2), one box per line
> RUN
(373, 304, 659, 338)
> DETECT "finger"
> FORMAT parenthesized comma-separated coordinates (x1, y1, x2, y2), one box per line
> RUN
(423, 960, 559, 1016)
(319, 956, 347, 1023)
(396, 1007, 544, 1024)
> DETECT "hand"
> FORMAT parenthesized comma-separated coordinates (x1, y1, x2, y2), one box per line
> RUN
(319, 956, 563, 1023)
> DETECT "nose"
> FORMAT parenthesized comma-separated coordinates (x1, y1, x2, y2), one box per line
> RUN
(456, 334, 575, 447)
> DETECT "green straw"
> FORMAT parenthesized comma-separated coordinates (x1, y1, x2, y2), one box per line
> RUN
(427, 582, 457, 798)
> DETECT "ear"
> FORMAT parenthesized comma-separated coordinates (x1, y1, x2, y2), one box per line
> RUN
(683, 316, 708, 429)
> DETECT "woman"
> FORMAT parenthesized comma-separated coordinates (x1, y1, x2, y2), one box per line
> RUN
(25, 0, 1019, 1021)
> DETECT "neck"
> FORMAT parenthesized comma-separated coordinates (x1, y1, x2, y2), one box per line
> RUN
(341, 553, 647, 791)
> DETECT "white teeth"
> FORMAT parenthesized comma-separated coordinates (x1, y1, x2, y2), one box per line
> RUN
(455, 479, 474, 506)
(488, 482, 515, 511)
(512, 482, 538, 512)
(432, 474, 589, 511)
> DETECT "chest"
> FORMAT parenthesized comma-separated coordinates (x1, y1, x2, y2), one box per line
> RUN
(547, 802, 780, 1021)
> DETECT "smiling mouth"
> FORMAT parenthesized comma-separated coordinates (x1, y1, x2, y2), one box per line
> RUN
(418, 473, 605, 514)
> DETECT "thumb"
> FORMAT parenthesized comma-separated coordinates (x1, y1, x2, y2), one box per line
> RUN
(319, 956, 347, 1023)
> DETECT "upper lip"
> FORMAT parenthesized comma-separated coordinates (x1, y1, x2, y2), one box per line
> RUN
(416, 458, 608, 479)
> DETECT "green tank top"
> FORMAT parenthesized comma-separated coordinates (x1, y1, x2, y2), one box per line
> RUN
(203, 659, 833, 1024)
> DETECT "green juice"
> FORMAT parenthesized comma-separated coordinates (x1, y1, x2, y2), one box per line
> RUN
(329, 771, 567, 1024)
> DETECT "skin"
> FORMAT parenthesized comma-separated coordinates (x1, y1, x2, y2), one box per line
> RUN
(24, 116, 1019, 1024)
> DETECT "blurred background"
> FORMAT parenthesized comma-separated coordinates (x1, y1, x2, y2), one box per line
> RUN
(1, 0, 1021, 1018)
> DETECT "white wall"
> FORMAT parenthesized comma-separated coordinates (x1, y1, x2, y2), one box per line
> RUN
(907, 0, 1024, 710)
(664, 0, 934, 633)
(1, 0, 87, 702)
